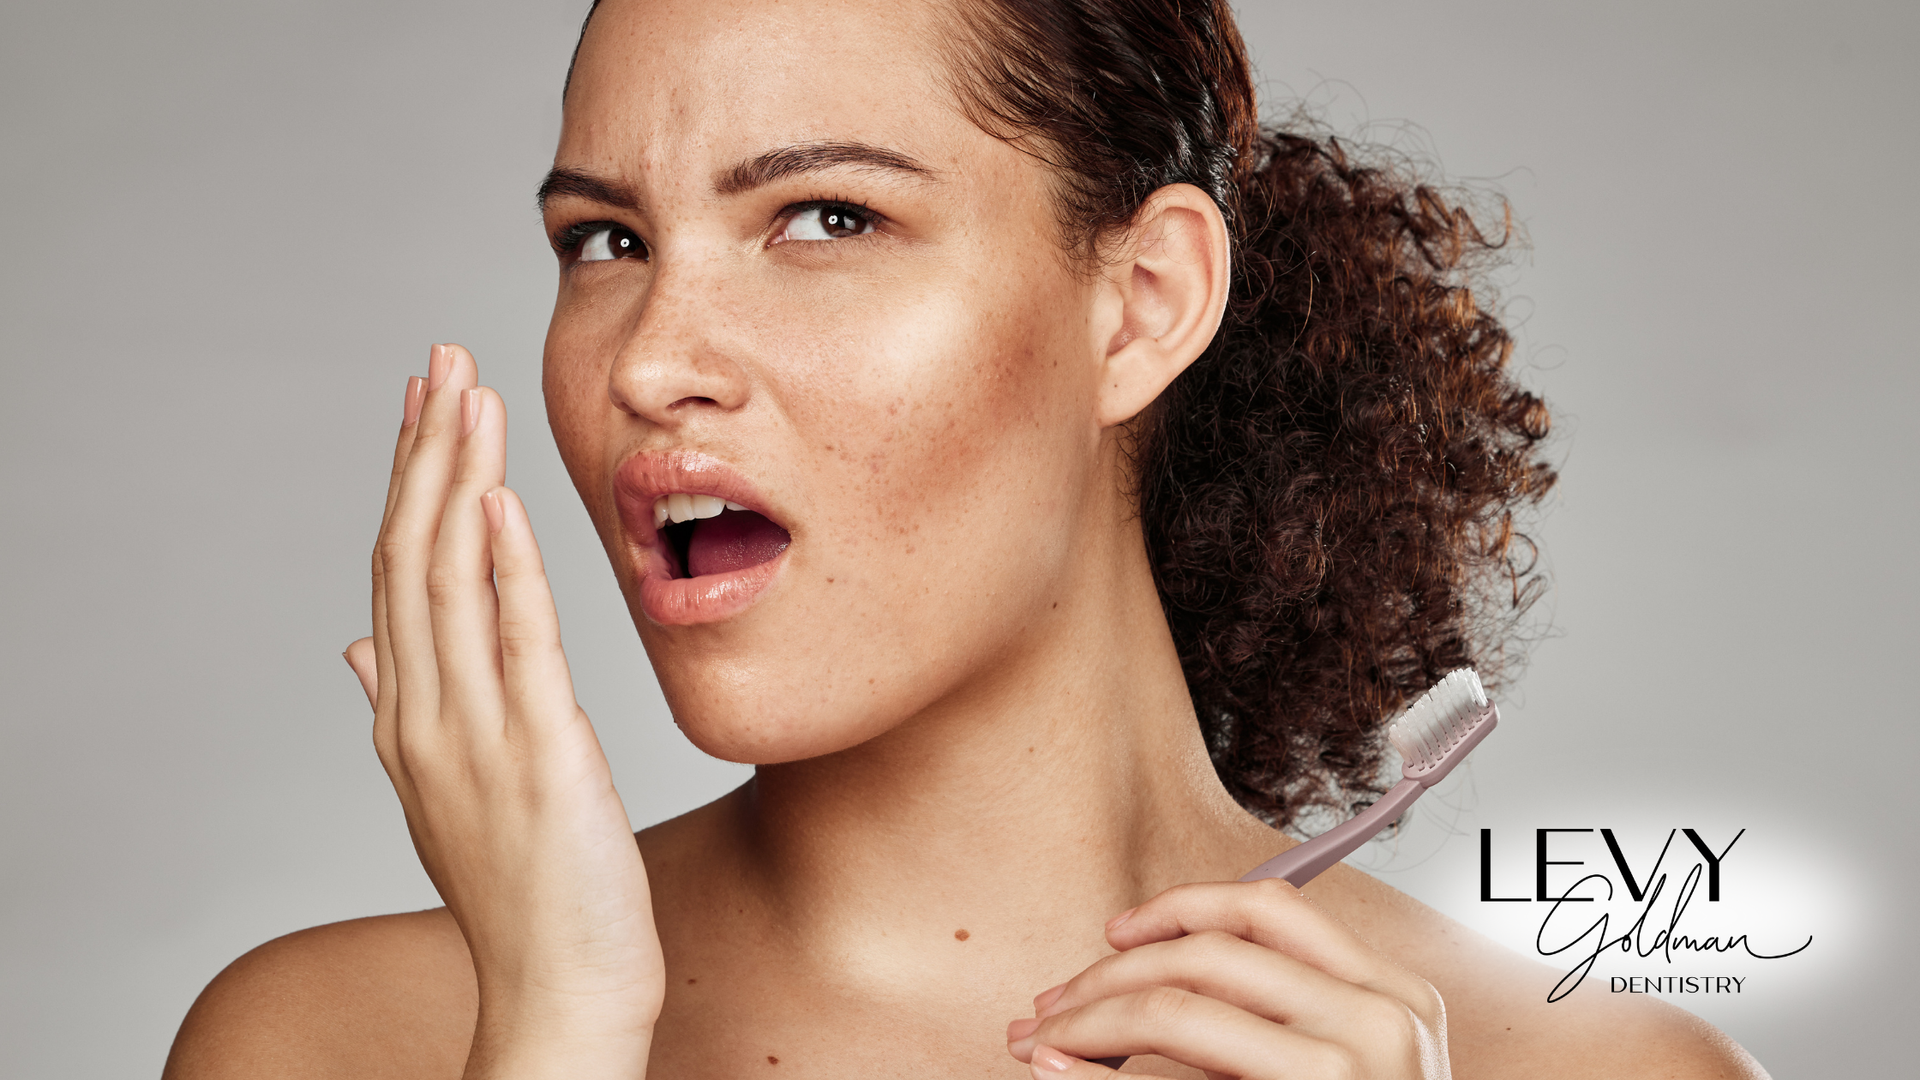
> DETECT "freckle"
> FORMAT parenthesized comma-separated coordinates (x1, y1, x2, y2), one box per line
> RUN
(687, 977, 697, 984)
(954, 929, 970, 941)
(826, 577, 834, 583)
(768, 1055, 780, 1065)
(1027, 746, 1035, 753)
(1052, 602, 1058, 609)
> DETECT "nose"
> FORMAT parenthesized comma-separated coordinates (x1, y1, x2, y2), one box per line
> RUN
(607, 269, 752, 426)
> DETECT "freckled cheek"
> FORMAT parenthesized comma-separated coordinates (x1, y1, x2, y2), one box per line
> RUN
(541, 317, 623, 532)
(788, 296, 1077, 562)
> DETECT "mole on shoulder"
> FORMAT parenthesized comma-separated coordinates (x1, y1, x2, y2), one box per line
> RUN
(954, 929, 970, 941)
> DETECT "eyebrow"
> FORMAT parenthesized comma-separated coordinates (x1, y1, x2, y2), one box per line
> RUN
(714, 141, 935, 196)
(536, 167, 642, 213)
(536, 141, 936, 212)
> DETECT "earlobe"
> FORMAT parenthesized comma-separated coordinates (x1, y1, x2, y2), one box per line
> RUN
(1093, 183, 1231, 428)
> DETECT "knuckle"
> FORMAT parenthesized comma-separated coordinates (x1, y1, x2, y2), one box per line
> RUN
(1137, 985, 1193, 1027)
(1245, 875, 1298, 908)
(1313, 1041, 1360, 1080)
(394, 712, 440, 762)
(496, 615, 548, 658)
(1368, 970, 1443, 1028)
(375, 533, 411, 572)
(1143, 879, 1209, 917)
(1384, 999, 1422, 1046)
(1187, 929, 1242, 959)
(371, 722, 397, 765)
(1163, 880, 1209, 903)
(1239, 877, 1301, 933)
(372, 725, 412, 787)
(423, 557, 465, 600)
(1357, 992, 1425, 1052)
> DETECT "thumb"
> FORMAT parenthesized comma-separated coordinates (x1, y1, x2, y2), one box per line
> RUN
(343, 637, 377, 708)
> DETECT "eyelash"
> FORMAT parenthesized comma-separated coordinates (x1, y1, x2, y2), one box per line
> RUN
(776, 198, 884, 240)
(550, 198, 886, 261)
(552, 220, 637, 259)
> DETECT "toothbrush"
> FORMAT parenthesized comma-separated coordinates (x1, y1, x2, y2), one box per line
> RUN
(1087, 668, 1499, 1071)
(1236, 667, 1499, 886)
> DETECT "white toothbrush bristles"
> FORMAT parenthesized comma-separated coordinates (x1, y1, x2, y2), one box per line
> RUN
(1387, 668, 1491, 774)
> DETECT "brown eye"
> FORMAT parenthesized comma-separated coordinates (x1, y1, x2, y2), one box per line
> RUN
(579, 225, 646, 261)
(777, 204, 876, 242)
(820, 208, 863, 237)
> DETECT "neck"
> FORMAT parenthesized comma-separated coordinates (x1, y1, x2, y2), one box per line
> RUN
(722, 496, 1281, 975)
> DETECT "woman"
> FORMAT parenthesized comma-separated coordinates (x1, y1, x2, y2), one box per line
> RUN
(165, 0, 1765, 1076)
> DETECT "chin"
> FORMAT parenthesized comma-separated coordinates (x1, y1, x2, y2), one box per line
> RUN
(636, 610, 976, 767)
(655, 678, 907, 766)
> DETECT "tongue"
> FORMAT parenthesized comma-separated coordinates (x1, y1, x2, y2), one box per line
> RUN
(686, 510, 791, 578)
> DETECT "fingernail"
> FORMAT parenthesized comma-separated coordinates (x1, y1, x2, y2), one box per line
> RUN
(428, 343, 452, 390)
(402, 376, 426, 427)
(1031, 1045, 1075, 1073)
(1105, 907, 1136, 931)
(1007, 1017, 1040, 1042)
(1033, 982, 1068, 1013)
(482, 489, 506, 534)
(462, 388, 482, 436)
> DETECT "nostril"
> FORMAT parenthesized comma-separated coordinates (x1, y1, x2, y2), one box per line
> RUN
(669, 396, 718, 410)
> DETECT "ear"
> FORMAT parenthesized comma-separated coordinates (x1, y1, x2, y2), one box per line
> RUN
(1091, 183, 1231, 428)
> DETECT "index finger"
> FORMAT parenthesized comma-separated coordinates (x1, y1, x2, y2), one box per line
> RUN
(377, 358, 434, 536)
(1105, 878, 1405, 994)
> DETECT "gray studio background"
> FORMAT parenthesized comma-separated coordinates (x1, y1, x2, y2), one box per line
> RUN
(3, 1, 1914, 1076)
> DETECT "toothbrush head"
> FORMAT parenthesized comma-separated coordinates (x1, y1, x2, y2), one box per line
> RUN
(1387, 667, 1497, 786)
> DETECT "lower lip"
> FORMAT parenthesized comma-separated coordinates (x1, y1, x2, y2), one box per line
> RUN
(637, 545, 788, 626)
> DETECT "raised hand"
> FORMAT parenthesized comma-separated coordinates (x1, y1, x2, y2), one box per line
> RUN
(1006, 879, 1449, 1080)
(344, 344, 663, 1079)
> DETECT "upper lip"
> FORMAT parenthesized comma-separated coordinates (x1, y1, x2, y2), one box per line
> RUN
(612, 449, 782, 549)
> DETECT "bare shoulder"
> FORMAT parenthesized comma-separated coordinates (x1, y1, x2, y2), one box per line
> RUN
(1313, 866, 1771, 1080)
(162, 908, 477, 1080)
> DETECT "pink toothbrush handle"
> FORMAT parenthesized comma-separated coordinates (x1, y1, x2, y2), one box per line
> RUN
(1085, 778, 1427, 1070)
(1236, 777, 1424, 886)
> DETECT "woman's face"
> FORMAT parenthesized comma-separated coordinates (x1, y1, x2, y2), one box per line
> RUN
(543, 0, 1116, 763)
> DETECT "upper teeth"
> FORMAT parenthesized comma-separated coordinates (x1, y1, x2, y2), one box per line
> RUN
(653, 494, 747, 528)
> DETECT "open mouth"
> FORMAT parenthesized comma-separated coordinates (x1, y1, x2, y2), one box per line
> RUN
(651, 493, 792, 580)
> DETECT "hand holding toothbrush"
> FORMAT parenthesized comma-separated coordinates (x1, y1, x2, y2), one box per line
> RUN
(1006, 673, 1496, 1078)
(1005, 878, 1451, 1079)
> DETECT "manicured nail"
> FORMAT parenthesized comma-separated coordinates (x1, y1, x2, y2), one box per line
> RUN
(1007, 1018, 1041, 1042)
(462, 388, 481, 436)
(1105, 907, 1136, 931)
(402, 376, 426, 427)
(1031, 1045, 1075, 1073)
(1033, 983, 1068, 1013)
(428, 343, 452, 390)
(482, 489, 506, 535)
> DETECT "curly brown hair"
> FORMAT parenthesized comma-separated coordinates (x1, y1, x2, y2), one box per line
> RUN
(946, 0, 1557, 829)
